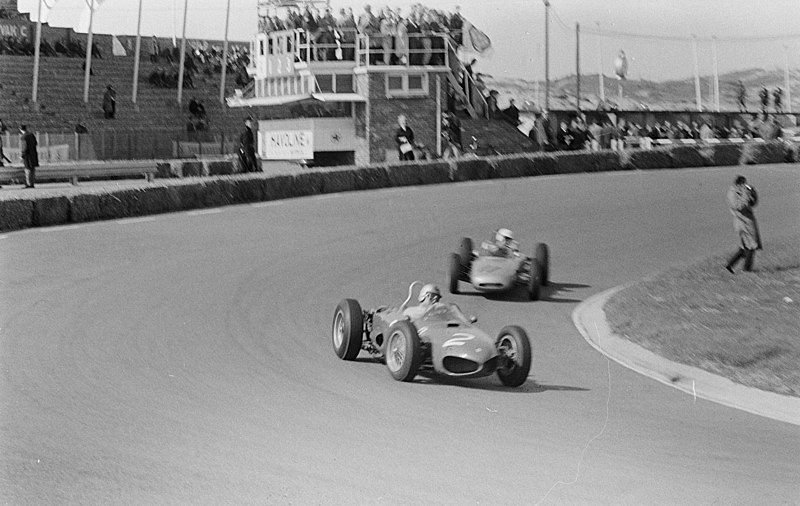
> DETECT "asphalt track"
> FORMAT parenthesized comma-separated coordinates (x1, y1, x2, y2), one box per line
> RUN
(2, 164, 799, 505)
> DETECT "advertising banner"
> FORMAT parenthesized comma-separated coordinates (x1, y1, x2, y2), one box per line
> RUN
(259, 129, 313, 160)
(0, 18, 32, 42)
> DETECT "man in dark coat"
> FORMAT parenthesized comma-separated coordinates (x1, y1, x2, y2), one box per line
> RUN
(102, 85, 116, 119)
(20, 125, 38, 188)
(395, 114, 415, 161)
(502, 98, 520, 127)
(725, 175, 762, 273)
(238, 118, 257, 172)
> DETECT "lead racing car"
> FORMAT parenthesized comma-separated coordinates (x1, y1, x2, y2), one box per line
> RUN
(447, 229, 550, 300)
(332, 282, 532, 387)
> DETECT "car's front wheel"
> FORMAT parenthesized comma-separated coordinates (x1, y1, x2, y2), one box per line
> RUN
(496, 326, 532, 387)
(447, 253, 461, 294)
(528, 258, 542, 301)
(459, 237, 474, 280)
(384, 320, 422, 382)
(535, 242, 549, 286)
(332, 299, 363, 361)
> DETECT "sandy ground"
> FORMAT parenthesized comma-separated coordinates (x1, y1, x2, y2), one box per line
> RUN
(2, 164, 799, 505)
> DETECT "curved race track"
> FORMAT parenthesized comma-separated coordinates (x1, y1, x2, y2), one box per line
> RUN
(2, 164, 800, 505)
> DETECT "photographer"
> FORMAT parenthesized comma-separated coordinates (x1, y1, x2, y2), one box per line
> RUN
(725, 175, 762, 273)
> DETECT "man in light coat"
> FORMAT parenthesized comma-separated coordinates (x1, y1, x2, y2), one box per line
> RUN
(725, 175, 762, 273)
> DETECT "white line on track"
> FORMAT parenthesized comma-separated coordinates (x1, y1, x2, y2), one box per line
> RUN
(308, 193, 341, 201)
(186, 209, 223, 216)
(37, 224, 88, 233)
(116, 217, 157, 225)
(250, 201, 282, 208)
(0, 235, 7, 240)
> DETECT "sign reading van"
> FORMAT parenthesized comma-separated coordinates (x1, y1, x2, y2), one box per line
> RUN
(260, 129, 313, 160)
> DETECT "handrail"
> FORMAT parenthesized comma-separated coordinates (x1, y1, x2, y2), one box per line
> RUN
(446, 40, 487, 118)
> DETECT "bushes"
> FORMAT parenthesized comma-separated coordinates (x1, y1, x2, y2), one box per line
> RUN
(2, 140, 796, 232)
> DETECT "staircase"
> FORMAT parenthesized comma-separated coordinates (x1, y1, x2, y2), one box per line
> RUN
(459, 117, 536, 155)
(0, 55, 250, 134)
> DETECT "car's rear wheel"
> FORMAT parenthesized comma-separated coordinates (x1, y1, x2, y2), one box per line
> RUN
(447, 253, 461, 294)
(528, 258, 542, 301)
(384, 320, 422, 382)
(535, 242, 549, 286)
(332, 299, 363, 361)
(496, 326, 532, 387)
(459, 237, 474, 280)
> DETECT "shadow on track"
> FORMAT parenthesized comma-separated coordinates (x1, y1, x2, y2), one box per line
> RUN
(458, 280, 590, 304)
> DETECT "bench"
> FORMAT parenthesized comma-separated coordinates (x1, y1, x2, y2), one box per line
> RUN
(0, 160, 159, 185)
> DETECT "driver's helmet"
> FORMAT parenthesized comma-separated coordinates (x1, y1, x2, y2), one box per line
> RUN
(495, 228, 514, 246)
(418, 283, 442, 303)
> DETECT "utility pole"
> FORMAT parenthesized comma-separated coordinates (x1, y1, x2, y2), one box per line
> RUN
(785, 45, 793, 113)
(219, 0, 232, 105)
(712, 36, 720, 112)
(597, 22, 605, 105)
(575, 22, 581, 111)
(31, 0, 43, 111)
(544, 0, 550, 111)
(692, 35, 702, 111)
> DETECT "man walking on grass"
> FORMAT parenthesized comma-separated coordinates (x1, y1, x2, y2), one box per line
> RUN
(725, 175, 761, 273)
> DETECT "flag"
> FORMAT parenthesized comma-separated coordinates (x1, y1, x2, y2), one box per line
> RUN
(460, 20, 493, 59)
(16, 0, 59, 22)
(112, 34, 126, 56)
(77, 0, 105, 33)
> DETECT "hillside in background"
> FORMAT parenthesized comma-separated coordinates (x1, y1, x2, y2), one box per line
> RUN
(485, 68, 799, 114)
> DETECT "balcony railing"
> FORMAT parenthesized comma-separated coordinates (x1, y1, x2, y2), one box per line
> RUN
(255, 28, 454, 71)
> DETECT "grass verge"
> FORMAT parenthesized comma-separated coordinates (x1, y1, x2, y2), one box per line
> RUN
(604, 235, 800, 397)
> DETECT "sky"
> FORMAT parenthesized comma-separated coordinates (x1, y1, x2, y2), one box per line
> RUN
(16, 0, 800, 82)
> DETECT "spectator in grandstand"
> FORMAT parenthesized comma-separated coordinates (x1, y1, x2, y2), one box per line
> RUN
(759, 86, 769, 112)
(189, 97, 206, 120)
(556, 121, 572, 151)
(486, 90, 501, 119)
(102, 85, 116, 119)
(528, 111, 553, 152)
(725, 175, 761, 273)
(0, 119, 10, 168)
(759, 114, 782, 140)
(588, 119, 602, 151)
(441, 112, 462, 159)
(358, 4, 381, 64)
(736, 80, 747, 112)
(502, 98, 520, 127)
(773, 87, 783, 113)
(238, 118, 258, 173)
(699, 122, 714, 141)
(337, 8, 357, 60)
(449, 6, 464, 45)
(19, 125, 37, 189)
(395, 114, 415, 161)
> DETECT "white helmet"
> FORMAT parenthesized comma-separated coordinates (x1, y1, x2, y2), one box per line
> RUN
(418, 283, 441, 302)
(496, 228, 514, 243)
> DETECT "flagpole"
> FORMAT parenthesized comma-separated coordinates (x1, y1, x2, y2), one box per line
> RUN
(83, 0, 95, 104)
(219, 0, 232, 105)
(597, 22, 605, 105)
(712, 36, 720, 112)
(176, 0, 189, 105)
(785, 45, 792, 114)
(132, 0, 144, 109)
(31, 0, 44, 111)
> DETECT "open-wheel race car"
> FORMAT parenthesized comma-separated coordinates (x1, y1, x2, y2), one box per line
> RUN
(446, 229, 550, 300)
(332, 281, 532, 387)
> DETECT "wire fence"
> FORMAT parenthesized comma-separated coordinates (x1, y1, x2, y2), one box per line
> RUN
(1, 128, 241, 163)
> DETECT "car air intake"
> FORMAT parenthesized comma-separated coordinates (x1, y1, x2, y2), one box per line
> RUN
(478, 283, 503, 288)
(443, 356, 480, 374)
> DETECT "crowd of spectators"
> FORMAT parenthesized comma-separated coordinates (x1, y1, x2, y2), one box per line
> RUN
(257, 3, 464, 65)
(148, 37, 251, 90)
(0, 35, 102, 58)
(523, 110, 788, 153)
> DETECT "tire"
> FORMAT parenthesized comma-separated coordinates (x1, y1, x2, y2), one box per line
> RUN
(384, 320, 422, 382)
(528, 258, 542, 301)
(496, 325, 532, 387)
(535, 243, 549, 286)
(447, 253, 461, 294)
(332, 299, 363, 361)
(458, 237, 474, 280)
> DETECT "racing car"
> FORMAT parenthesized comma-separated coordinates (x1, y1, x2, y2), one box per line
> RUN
(446, 232, 550, 300)
(332, 281, 532, 387)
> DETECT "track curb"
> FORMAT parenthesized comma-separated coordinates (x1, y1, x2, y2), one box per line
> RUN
(572, 286, 800, 426)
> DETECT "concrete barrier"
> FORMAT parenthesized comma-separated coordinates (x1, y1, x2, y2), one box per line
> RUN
(1, 141, 795, 232)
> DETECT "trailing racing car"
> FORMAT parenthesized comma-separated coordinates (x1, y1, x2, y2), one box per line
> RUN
(332, 281, 532, 387)
(447, 229, 550, 300)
